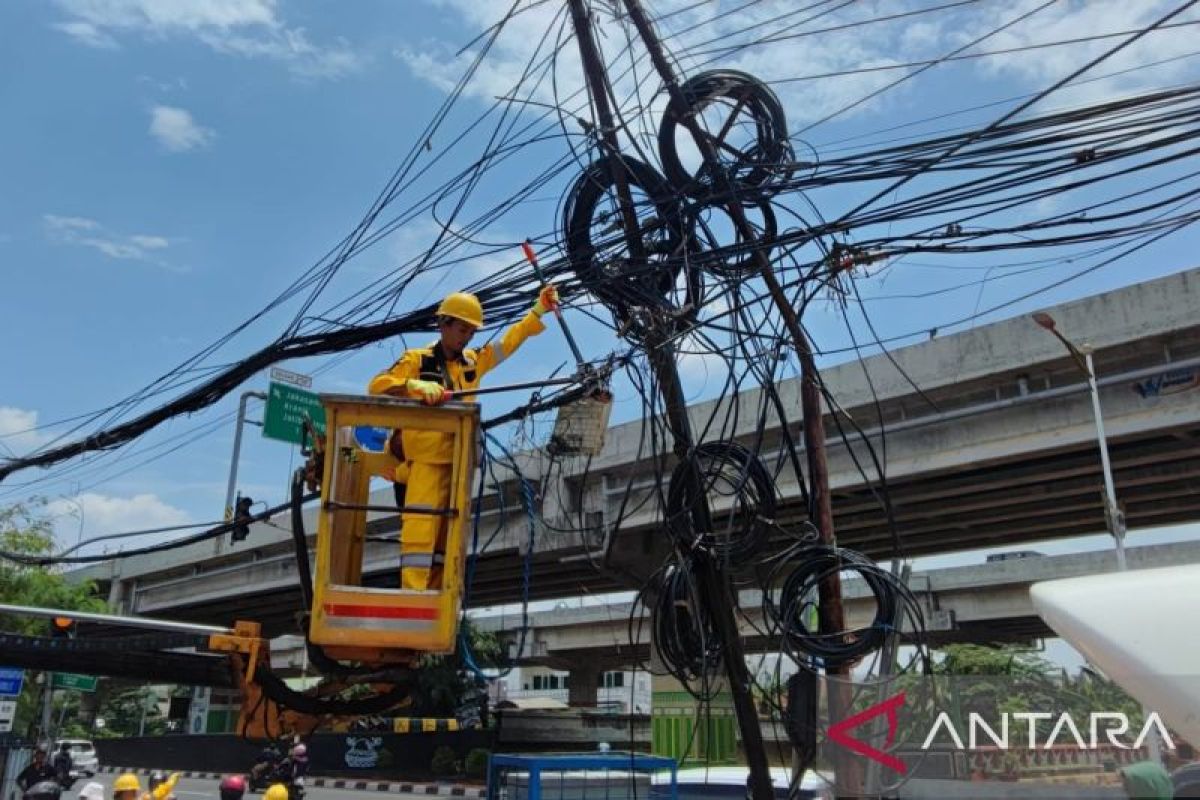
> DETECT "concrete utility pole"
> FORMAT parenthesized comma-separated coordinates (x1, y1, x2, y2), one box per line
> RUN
(217, 390, 266, 554)
(40, 674, 54, 744)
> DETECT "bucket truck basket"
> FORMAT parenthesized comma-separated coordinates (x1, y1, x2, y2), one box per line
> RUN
(308, 394, 479, 661)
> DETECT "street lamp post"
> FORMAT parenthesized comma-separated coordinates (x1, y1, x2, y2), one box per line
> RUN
(1032, 312, 1161, 764)
(1031, 312, 1127, 570)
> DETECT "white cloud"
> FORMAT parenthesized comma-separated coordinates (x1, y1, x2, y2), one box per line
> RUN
(52, 0, 362, 78)
(148, 105, 214, 152)
(129, 234, 170, 250)
(44, 215, 99, 233)
(53, 20, 118, 48)
(958, 0, 1200, 107)
(392, 0, 945, 128)
(348, 217, 527, 304)
(395, 0, 1200, 129)
(43, 213, 185, 272)
(0, 406, 49, 457)
(48, 492, 191, 551)
(202, 28, 361, 79)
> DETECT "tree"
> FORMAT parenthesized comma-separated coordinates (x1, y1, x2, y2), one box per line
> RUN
(411, 619, 502, 717)
(891, 644, 1149, 753)
(1, 500, 107, 735)
(96, 685, 166, 737)
(0, 500, 107, 630)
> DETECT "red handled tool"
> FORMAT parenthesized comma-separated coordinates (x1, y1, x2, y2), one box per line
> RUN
(522, 239, 586, 369)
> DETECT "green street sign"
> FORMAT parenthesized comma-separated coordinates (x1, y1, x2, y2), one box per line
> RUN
(262, 381, 326, 446)
(52, 673, 97, 692)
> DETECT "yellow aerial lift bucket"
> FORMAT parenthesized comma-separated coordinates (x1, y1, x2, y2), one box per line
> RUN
(308, 393, 479, 661)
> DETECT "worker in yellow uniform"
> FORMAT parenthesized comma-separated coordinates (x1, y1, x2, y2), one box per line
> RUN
(369, 285, 559, 590)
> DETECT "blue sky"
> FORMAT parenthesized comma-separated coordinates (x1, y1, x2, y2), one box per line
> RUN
(2, 0, 1199, 587)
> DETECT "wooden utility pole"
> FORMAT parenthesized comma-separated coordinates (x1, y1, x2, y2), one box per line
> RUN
(616, 2, 857, 795)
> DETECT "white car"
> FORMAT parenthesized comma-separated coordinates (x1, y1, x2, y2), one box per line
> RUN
(55, 740, 99, 778)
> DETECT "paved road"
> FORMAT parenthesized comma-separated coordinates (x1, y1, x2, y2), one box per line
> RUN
(78, 774, 440, 800)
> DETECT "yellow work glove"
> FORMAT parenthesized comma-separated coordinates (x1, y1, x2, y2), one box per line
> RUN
(406, 379, 449, 405)
(533, 284, 560, 316)
(153, 774, 181, 800)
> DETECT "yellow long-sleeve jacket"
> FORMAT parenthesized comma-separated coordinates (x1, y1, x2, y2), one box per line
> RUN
(368, 310, 546, 463)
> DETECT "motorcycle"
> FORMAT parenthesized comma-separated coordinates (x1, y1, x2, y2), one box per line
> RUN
(249, 758, 303, 799)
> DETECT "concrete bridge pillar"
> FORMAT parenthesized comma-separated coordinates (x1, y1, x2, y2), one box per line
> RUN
(567, 661, 601, 707)
(107, 577, 129, 614)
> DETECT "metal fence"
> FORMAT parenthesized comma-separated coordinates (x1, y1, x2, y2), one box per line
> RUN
(0, 737, 33, 800)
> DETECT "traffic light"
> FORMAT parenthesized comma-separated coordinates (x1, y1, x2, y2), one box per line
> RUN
(51, 617, 76, 639)
(231, 495, 254, 543)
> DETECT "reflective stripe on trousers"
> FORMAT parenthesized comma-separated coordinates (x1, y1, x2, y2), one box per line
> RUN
(400, 461, 451, 590)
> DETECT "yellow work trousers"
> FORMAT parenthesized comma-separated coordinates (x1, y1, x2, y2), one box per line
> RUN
(399, 460, 451, 590)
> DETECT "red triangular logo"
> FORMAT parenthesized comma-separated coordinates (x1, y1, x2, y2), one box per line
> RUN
(827, 691, 908, 774)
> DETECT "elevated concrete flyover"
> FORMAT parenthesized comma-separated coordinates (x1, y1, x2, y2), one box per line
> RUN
(72, 268, 1200, 635)
(474, 540, 1200, 674)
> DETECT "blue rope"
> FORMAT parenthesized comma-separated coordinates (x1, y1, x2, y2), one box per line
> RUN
(459, 433, 537, 681)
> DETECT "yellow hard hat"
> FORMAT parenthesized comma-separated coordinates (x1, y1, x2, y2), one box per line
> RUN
(436, 292, 483, 328)
(264, 785, 290, 800)
(113, 774, 142, 793)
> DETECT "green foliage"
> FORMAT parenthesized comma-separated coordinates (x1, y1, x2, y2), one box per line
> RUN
(0, 500, 107, 634)
(430, 745, 459, 778)
(1, 500, 108, 735)
(97, 685, 166, 737)
(58, 720, 93, 739)
(463, 748, 490, 780)
(890, 644, 1149, 753)
(936, 644, 1055, 678)
(465, 623, 502, 665)
(412, 619, 498, 716)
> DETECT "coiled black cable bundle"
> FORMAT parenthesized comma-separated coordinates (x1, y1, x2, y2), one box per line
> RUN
(665, 440, 776, 566)
(562, 154, 702, 323)
(657, 69, 794, 196)
(649, 561, 722, 692)
(764, 544, 911, 667)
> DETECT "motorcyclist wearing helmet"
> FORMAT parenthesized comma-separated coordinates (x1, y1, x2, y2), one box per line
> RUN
(143, 772, 179, 800)
(369, 285, 558, 590)
(217, 775, 246, 800)
(17, 748, 57, 791)
(52, 743, 73, 787)
(250, 744, 282, 785)
(289, 745, 308, 780)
